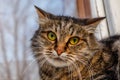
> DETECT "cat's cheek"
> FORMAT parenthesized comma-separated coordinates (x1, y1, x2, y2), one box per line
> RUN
(41, 40, 55, 48)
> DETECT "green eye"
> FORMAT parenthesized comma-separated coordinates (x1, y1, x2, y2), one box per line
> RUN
(69, 37, 79, 45)
(47, 32, 57, 41)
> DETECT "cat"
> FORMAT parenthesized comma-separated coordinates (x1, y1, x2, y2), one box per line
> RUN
(31, 6, 120, 80)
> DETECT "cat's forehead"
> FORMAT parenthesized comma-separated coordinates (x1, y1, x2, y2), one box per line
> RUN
(48, 15, 85, 26)
(40, 16, 85, 30)
(40, 18, 84, 32)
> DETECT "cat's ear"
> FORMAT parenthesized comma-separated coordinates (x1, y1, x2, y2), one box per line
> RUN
(35, 6, 52, 19)
(34, 6, 54, 24)
(83, 17, 105, 33)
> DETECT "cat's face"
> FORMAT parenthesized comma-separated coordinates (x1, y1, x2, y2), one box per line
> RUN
(31, 6, 105, 68)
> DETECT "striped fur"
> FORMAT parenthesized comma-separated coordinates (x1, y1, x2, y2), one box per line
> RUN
(31, 6, 119, 80)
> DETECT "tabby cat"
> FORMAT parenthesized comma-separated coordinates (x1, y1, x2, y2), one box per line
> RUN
(31, 6, 120, 80)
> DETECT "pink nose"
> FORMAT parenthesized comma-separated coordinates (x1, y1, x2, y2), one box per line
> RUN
(56, 47, 64, 56)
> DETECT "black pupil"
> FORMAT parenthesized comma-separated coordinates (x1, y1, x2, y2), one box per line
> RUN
(51, 34, 54, 37)
(73, 38, 77, 42)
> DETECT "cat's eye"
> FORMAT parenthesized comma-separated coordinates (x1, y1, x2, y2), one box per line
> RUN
(69, 37, 79, 45)
(47, 31, 57, 41)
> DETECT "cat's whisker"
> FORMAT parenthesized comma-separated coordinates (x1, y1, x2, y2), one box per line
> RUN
(44, 51, 52, 54)
(67, 61, 74, 80)
(32, 52, 43, 58)
(72, 55, 88, 65)
(32, 51, 42, 54)
(77, 54, 91, 63)
(36, 55, 45, 61)
(77, 56, 94, 79)
(67, 54, 87, 66)
(77, 53, 91, 60)
(33, 55, 45, 64)
(76, 59, 87, 66)
(22, 59, 36, 75)
(82, 59, 94, 80)
(38, 59, 47, 78)
(67, 55, 93, 80)
(44, 53, 51, 55)
(75, 62, 83, 80)
(31, 47, 42, 49)
(67, 59, 83, 80)
(67, 56, 75, 61)
(69, 64, 74, 80)
(38, 58, 47, 68)
(67, 65, 71, 80)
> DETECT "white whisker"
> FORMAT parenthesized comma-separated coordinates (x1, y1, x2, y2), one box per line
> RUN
(67, 59, 82, 80)
(22, 59, 36, 75)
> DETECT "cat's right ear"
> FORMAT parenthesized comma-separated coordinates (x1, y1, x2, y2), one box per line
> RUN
(35, 6, 49, 19)
(34, 6, 54, 24)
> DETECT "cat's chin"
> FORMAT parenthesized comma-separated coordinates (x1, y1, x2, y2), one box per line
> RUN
(46, 57, 71, 68)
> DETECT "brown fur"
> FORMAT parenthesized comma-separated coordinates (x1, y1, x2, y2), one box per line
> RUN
(31, 6, 119, 80)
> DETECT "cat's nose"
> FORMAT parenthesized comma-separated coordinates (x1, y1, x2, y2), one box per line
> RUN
(56, 47, 64, 56)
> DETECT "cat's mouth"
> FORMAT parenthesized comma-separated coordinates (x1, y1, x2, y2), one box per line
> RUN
(45, 55, 70, 67)
(44, 50, 73, 67)
(53, 57, 65, 62)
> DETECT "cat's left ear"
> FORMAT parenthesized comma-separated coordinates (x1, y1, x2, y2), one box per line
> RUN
(83, 17, 105, 33)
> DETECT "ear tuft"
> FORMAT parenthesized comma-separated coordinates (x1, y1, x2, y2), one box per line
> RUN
(82, 17, 105, 33)
(34, 5, 50, 19)
(85, 17, 105, 26)
(34, 6, 56, 25)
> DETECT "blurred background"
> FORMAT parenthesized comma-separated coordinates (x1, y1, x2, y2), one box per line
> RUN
(0, 0, 120, 80)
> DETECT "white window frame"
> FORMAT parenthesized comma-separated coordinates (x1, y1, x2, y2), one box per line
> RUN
(90, 0, 120, 39)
